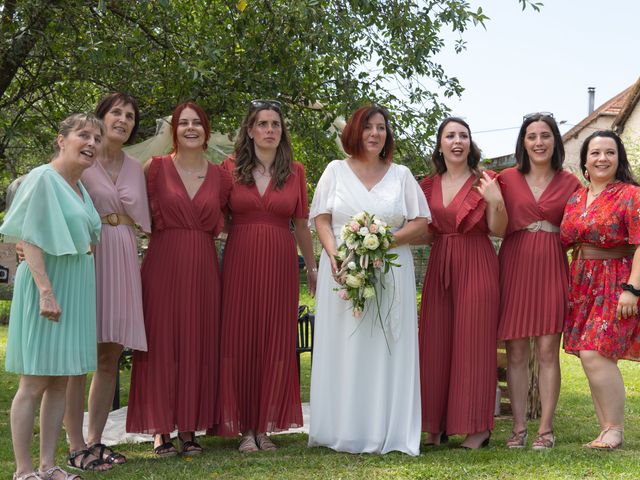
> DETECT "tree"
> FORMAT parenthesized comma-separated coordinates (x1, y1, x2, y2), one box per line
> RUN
(0, 0, 542, 197)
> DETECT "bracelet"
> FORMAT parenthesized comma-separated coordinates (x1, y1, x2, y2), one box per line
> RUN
(309, 267, 318, 273)
(621, 282, 640, 296)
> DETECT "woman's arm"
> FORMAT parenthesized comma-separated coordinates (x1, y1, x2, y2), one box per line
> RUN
(22, 242, 62, 322)
(410, 225, 434, 245)
(393, 217, 429, 247)
(477, 171, 508, 237)
(293, 218, 318, 296)
(314, 213, 338, 274)
(617, 246, 640, 319)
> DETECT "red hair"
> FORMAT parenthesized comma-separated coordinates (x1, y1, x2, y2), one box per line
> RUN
(171, 101, 211, 152)
(340, 105, 394, 163)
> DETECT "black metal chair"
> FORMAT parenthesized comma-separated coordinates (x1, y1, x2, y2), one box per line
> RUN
(296, 304, 314, 382)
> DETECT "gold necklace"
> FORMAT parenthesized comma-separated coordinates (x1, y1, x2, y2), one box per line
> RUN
(526, 172, 554, 194)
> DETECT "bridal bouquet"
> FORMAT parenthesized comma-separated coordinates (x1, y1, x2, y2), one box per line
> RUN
(333, 211, 400, 319)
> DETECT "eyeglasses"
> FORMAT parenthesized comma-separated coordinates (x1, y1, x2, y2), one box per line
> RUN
(250, 99, 282, 111)
(523, 111, 554, 121)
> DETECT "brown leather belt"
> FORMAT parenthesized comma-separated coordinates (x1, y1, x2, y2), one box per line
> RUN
(573, 243, 637, 260)
(101, 213, 134, 227)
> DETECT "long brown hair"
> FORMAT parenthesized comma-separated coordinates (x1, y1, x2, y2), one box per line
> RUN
(234, 103, 293, 189)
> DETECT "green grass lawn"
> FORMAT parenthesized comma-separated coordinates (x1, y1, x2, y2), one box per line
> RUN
(1, 322, 639, 479)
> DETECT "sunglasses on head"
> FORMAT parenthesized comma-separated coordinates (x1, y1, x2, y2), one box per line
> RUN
(523, 111, 554, 121)
(250, 99, 282, 111)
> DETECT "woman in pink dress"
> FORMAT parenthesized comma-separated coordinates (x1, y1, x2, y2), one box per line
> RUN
(561, 130, 640, 450)
(419, 117, 507, 449)
(497, 113, 580, 450)
(63, 93, 150, 472)
(126, 101, 231, 456)
(217, 100, 317, 452)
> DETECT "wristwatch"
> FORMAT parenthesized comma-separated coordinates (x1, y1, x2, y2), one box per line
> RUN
(621, 282, 640, 296)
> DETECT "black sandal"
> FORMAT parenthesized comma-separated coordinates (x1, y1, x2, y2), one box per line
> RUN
(88, 442, 127, 464)
(179, 432, 203, 456)
(68, 448, 112, 471)
(154, 434, 178, 457)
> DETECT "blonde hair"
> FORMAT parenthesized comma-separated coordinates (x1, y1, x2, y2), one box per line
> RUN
(53, 113, 105, 151)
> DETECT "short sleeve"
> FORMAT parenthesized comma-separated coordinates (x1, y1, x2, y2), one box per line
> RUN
(308, 160, 339, 226)
(400, 165, 431, 222)
(624, 185, 640, 244)
(218, 166, 233, 210)
(0, 167, 97, 255)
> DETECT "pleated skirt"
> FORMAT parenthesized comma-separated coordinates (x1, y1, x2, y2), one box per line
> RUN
(94, 224, 147, 350)
(217, 222, 302, 435)
(126, 229, 221, 434)
(419, 234, 498, 435)
(498, 230, 570, 340)
(6, 253, 97, 375)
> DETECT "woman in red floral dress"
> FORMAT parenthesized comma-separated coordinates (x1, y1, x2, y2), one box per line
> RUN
(561, 130, 640, 450)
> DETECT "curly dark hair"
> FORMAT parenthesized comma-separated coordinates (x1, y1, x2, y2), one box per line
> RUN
(579, 130, 638, 186)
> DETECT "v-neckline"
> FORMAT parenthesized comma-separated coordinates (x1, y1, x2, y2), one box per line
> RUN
(169, 158, 209, 201)
(48, 165, 87, 204)
(343, 160, 392, 193)
(440, 173, 473, 209)
(254, 177, 272, 199)
(522, 171, 556, 204)
(96, 155, 124, 187)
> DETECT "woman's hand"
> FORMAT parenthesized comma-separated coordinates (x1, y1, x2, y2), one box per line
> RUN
(16, 241, 25, 262)
(39, 290, 62, 322)
(617, 290, 639, 319)
(476, 171, 502, 205)
(306, 269, 318, 297)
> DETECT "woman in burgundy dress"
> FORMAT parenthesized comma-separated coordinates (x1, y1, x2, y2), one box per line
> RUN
(561, 131, 640, 450)
(217, 100, 317, 452)
(497, 113, 580, 450)
(419, 117, 507, 449)
(126, 101, 231, 456)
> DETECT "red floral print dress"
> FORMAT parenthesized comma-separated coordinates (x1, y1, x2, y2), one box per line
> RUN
(560, 182, 640, 361)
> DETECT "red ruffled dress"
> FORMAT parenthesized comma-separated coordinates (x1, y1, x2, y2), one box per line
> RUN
(419, 172, 499, 435)
(561, 182, 640, 361)
(126, 156, 231, 434)
(216, 159, 308, 435)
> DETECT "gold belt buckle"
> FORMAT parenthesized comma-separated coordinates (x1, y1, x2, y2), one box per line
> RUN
(106, 213, 119, 226)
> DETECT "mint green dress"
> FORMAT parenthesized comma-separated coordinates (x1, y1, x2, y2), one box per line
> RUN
(0, 164, 101, 375)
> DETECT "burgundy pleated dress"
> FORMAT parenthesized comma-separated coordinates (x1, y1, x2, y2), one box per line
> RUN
(126, 156, 231, 434)
(497, 168, 581, 340)
(216, 159, 307, 435)
(419, 173, 499, 435)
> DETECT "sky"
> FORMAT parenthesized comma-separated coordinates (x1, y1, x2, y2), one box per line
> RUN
(424, 0, 640, 158)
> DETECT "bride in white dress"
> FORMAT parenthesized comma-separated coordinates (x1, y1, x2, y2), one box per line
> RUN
(308, 106, 430, 455)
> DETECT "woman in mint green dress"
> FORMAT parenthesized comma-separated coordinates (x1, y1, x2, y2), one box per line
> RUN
(1, 114, 103, 480)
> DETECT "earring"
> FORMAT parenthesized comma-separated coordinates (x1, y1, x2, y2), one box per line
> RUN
(584, 170, 589, 180)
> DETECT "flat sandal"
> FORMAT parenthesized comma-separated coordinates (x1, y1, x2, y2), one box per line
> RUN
(13, 473, 40, 480)
(506, 429, 528, 449)
(39, 466, 82, 480)
(238, 434, 259, 453)
(255, 433, 277, 451)
(532, 430, 555, 450)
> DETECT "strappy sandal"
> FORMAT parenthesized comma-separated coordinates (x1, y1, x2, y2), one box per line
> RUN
(39, 465, 82, 479)
(238, 434, 259, 453)
(67, 448, 111, 472)
(255, 433, 277, 451)
(178, 432, 203, 456)
(532, 430, 555, 450)
(153, 434, 178, 457)
(585, 426, 624, 450)
(13, 473, 40, 480)
(506, 429, 528, 449)
(88, 442, 126, 465)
